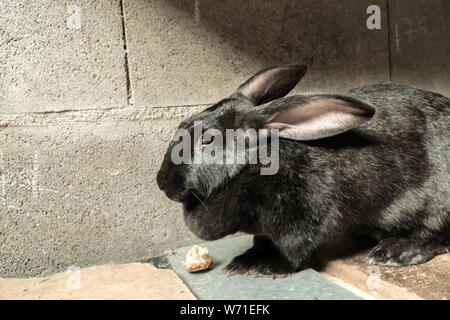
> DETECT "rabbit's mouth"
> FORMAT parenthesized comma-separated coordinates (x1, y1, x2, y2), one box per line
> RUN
(164, 190, 191, 203)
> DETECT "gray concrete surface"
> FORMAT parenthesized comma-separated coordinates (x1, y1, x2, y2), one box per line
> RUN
(0, 108, 205, 277)
(0, 1, 449, 277)
(0, 0, 128, 113)
(167, 235, 360, 300)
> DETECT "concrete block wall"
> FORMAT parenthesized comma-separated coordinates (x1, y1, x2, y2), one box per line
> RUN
(0, 0, 448, 277)
(389, 0, 450, 95)
(0, 0, 128, 113)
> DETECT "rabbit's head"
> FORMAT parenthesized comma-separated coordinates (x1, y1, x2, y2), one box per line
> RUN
(157, 64, 375, 238)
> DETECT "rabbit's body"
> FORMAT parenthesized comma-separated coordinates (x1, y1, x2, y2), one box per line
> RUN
(343, 84, 449, 241)
(158, 65, 449, 275)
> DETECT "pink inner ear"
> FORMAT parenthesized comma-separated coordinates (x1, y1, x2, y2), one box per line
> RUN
(264, 98, 370, 141)
(240, 69, 280, 102)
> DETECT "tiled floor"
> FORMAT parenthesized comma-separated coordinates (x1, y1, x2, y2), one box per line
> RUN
(1, 235, 448, 300)
(0, 263, 194, 300)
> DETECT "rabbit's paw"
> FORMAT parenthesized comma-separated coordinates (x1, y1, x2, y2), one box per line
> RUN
(224, 257, 254, 275)
(223, 248, 262, 275)
(368, 237, 445, 266)
(224, 252, 297, 277)
(248, 257, 297, 278)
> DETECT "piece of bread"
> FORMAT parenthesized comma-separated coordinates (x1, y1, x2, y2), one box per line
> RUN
(182, 245, 213, 272)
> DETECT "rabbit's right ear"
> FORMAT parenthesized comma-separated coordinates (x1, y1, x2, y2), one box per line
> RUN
(234, 64, 307, 105)
(250, 95, 376, 141)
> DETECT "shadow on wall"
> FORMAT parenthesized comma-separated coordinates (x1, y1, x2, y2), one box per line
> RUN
(160, 0, 389, 89)
(129, 0, 450, 105)
(160, 0, 449, 95)
(128, 0, 390, 107)
(387, 0, 450, 96)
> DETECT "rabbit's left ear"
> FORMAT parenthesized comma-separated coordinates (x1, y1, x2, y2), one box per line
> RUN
(253, 95, 376, 141)
(234, 64, 307, 105)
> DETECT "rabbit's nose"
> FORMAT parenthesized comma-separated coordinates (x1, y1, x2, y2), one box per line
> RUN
(156, 170, 167, 190)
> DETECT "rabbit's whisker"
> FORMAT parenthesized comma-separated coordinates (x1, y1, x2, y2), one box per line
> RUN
(191, 190, 212, 215)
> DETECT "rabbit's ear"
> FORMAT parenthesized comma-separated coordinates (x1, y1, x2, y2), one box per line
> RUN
(234, 64, 307, 105)
(258, 95, 375, 141)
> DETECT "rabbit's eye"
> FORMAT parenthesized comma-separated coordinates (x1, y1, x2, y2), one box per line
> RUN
(202, 135, 215, 145)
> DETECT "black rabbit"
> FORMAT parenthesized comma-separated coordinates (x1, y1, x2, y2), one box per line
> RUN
(157, 64, 449, 276)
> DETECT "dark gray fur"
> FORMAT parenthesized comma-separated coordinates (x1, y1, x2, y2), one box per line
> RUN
(157, 65, 449, 275)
